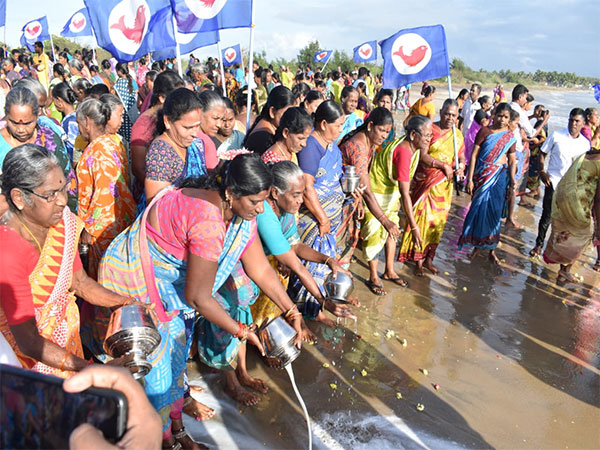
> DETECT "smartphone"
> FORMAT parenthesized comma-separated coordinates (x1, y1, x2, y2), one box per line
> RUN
(0, 363, 128, 449)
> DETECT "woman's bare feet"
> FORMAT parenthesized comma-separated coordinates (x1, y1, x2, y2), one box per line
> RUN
(529, 245, 541, 257)
(489, 250, 501, 265)
(300, 319, 318, 343)
(505, 219, 523, 229)
(423, 258, 439, 274)
(413, 263, 425, 277)
(223, 371, 261, 406)
(182, 397, 214, 421)
(469, 248, 480, 260)
(315, 310, 336, 327)
(171, 419, 206, 450)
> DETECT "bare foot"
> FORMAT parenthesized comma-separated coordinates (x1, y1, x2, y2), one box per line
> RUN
(529, 245, 541, 257)
(189, 385, 204, 395)
(172, 419, 206, 450)
(224, 383, 261, 406)
(346, 294, 361, 307)
(469, 248, 480, 260)
(505, 219, 523, 229)
(315, 310, 336, 327)
(236, 369, 269, 394)
(489, 251, 501, 265)
(300, 319, 318, 343)
(263, 355, 282, 369)
(413, 264, 425, 277)
(423, 258, 439, 274)
(182, 397, 214, 421)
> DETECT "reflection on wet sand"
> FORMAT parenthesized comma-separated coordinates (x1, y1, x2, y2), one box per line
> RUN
(184, 192, 599, 449)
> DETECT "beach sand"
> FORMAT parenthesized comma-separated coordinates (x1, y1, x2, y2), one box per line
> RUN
(182, 190, 600, 449)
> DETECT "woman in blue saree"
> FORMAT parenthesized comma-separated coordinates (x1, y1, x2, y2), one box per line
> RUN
(98, 154, 302, 449)
(291, 101, 363, 325)
(459, 103, 518, 264)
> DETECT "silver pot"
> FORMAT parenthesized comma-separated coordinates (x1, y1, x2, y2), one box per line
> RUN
(324, 271, 354, 304)
(340, 165, 360, 194)
(103, 304, 162, 379)
(258, 316, 300, 368)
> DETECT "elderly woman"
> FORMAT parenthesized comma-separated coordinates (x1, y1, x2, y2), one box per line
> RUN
(0, 87, 77, 211)
(337, 85, 363, 143)
(398, 100, 465, 276)
(214, 97, 245, 157)
(130, 70, 184, 187)
(144, 88, 207, 202)
(261, 107, 313, 164)
(243, 85, 296, 155)
(361, 115, 432, 293)
(97, 154, 302, 448)
(197, 90, 226, 168)
(76, 98, 137, 278)
(290, 100, 363, 322)
(0, 145, 130, 377)
(252, 161, 356, 338)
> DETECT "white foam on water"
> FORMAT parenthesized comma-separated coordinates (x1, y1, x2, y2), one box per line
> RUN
(311, 411, 466, 450)
(285, 363, 313, 450)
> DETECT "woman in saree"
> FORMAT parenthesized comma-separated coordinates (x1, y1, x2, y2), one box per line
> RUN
(97, 154, 302, 448)
(361, 115, 431, 294)
(144, 88, 208, 203)
(398, 100, 465, 276)
(337, 85, 363, 143)
(76, 98, 137, 279)
(261, 107, 313, 164)
(290, 101, 363, 322)
(339, 107, 402, 294)
(213, 98, 245, 158)
(197, 90, 226, 169)
(459, 103, 517, 264)
(251, 162, 357, 342)
(543, 150, 600, 283)
(0, 87, 77, 211)
(0, 145, 131, 378)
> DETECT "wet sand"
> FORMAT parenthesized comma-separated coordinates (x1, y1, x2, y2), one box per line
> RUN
(183, 191, 600, 449)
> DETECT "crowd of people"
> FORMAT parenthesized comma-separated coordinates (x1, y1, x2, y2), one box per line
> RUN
(0, 40, 598, 449)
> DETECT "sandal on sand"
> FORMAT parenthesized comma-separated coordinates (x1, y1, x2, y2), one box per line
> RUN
(593, 259, 600, 272)
(529, 246, 541, 257)
(382, 276, 408, 287)
(365, 280, 386, 296)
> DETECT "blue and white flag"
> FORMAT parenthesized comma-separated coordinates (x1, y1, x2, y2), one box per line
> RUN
(61, 8, 93, 38)
(20, 16, 51, 52)
(171, 0, 252, 33)
(154, 29, 219, 61)
(221, 43, 241, 67)
(313, 50, 332, 64)
(353, 41, 377, 63)
(0, 1, 6, 28)
(594, 84, 600, 105)
(84, 0, 177, 63)
(380, 25, 450, 88)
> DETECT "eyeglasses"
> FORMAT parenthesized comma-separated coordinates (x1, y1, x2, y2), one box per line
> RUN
(22, 184, 69, 202)
(416, 130, 433, 140)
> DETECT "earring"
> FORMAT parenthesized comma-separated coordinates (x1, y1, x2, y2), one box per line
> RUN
(226, 194, 233, 209)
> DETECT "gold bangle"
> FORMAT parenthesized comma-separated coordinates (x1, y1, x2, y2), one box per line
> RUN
(60, 351, 71, 372)
(285, 304, 299, 319)
(324, 256, 331, 266)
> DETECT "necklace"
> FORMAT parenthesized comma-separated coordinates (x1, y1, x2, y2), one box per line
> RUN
(164, 133, 187, 161)
(15, 214, 43, 253)
(275, 141, 291, 161)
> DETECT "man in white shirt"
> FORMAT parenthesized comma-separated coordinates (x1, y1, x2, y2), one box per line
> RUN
(529, 108, 590, 256)
(459, 83, 481, 134)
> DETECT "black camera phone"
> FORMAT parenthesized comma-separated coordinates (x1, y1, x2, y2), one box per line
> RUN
(0, 363, 127, 449)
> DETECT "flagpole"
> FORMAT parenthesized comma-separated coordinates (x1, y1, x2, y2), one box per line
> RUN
(245, 0, 255, 132)
(48, 30, 57, 62)
(171, 14, 183, 76)
(447, 74, 460, 192)
(216, 40, 226, 96)
(321, 53, 332, 73)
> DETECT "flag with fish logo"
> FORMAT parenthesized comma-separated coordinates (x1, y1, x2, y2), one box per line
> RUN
(353, 41, 377, 63)
(61, 8, 93, 38)
(313, 50, 332, 64)
(171, 0, 252, 33)
(380, 25, 449, 88)
(221, 43, 241, 67)
(20, 16, 51, 52)
(84, 0, 177, 62)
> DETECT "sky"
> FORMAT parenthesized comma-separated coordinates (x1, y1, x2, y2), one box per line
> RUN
(3, 0, 599, 77)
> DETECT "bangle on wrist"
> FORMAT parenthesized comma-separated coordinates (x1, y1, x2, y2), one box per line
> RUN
(324, 256, 331, 266)
(60, 351, 72, 372)
(284, 304, 299, 319)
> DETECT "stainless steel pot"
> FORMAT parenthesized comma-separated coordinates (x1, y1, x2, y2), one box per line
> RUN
(258, 316, 300, 368)
(324, 271, 354, 304)
(340, 165, 360, 194)
(103, 304, 161, 379)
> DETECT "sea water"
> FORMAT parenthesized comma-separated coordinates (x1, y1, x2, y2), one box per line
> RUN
(285, 363, 313, 450)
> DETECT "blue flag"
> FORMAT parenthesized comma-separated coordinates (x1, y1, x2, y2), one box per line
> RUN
(0, 1, 6, 28)
(353, 41, 377, 63)
(171, 0, 252, 33)
(20, 16, 51, 52)
(380, 25, 450, 89)
(594, 84, 600, 104)
(154, 29, 220, 61)
(221, 43, 241, 67)
(84, 0, 177, 63)
(61, 8, 93, 38)
(313, 50, 332, 64)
